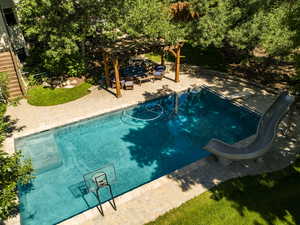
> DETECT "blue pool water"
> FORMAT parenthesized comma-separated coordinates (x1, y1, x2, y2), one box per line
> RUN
(16, 88, 260, 225)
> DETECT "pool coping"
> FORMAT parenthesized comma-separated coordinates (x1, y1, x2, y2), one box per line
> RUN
(57, 154, 217, 225)
(10, 85, 263, 225)
(8, 153, 216, 225)
(13, 84, 261, 142)
(200, 85, 262, 117)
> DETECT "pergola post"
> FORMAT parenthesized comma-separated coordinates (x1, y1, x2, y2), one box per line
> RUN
(175, 46, 181, 83)
(165, 44, 182, 83)
(103, 53, 110, 88)
(160, 52, 165, 66)
(112, 56, 122, 98)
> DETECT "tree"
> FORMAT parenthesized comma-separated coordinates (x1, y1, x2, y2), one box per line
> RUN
(0, 103, 33, 221)
(17, 0, 122, 76)
(0, 152, 33, 221)
(187, 0, 300, 57)
(17, 0, 182, 77)
(121, 0, 184, 43)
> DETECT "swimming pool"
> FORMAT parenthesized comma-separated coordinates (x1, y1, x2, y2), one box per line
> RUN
(15, 87, 260, 225)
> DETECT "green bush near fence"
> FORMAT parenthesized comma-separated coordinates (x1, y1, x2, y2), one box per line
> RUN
(0, 72, 8, 101)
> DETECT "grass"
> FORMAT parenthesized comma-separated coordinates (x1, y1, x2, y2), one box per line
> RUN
(145, 53, 162, 63)
(145, 45, 228, 72)
(146, 158, 300, 225)
(27, 82, 92, 106)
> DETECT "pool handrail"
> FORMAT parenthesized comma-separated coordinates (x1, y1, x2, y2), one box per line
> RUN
(203, 91, 295, 160)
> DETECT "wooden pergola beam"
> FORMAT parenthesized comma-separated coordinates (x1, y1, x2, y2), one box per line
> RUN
(167, 48, 177, 58)
(112, 56, 122, 98)
(97, 38, 185, 97)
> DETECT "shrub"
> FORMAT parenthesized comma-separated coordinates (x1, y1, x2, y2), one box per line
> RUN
(0, 103, 7, 144)
(0, 102, 33, 221)
(0, 72, 8, 101)
(65, 59, 87, 77)
(0, 151, 33, 221)
(292, 54, 300, 94)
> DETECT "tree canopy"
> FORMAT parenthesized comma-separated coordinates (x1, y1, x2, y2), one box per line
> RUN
(17, 0, 183, 76)
(187, 0, 300, 57)
(17, 0, 300, 78)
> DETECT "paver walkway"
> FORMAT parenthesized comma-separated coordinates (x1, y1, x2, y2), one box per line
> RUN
(4, 69, 300, 225)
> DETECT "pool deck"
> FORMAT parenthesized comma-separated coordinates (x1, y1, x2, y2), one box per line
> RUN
(4, 69, 300, 225)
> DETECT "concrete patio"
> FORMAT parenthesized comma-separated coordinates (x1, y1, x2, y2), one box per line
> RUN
(4, 69, 300, 225)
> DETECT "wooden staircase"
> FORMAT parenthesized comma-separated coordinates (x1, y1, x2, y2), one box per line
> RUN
(0, 51, 23, 99)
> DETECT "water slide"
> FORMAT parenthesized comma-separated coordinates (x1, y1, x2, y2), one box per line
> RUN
(203, 92, 295, 160)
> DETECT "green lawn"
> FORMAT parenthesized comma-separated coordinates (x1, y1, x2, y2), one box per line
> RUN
(27, 82, 92, 106)
(145, 53, 162, 63)
(146, 158, 300, 225)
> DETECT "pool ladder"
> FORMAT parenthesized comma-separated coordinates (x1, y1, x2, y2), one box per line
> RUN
(93, 172, 117, 215)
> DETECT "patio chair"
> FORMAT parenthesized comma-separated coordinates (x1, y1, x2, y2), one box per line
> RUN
(152, 70, 164, 80)
(124, 81, 134, 90)
(152, 65, 166, 80)
(111, 79, 125, 89)
(203, 91, 295, 160)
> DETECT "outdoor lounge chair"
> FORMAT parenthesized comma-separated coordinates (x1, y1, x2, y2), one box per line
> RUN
(203, 92, 295, 160)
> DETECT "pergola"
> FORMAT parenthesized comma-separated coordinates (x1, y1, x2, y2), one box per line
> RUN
(99, 37, 184, 97)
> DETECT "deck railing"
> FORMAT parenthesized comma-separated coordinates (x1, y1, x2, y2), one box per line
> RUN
(9, 46, 27, 95)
